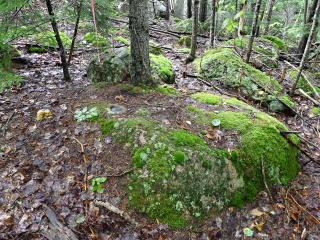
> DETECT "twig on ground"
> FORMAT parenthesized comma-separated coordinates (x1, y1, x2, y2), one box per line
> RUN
(261, 157, 274, 204)
(298, 88, 320, 106)
(1, 110, 15, 137)
(106, 168, 133, 177)
(73, 137, 88, 191)
(94, 200, 145, 230)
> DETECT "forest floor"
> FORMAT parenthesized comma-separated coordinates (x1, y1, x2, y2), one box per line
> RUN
(1, 18, 320, 239)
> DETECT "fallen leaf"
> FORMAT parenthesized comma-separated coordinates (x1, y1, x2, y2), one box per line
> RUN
(250, 208, 265, 217)
(206, 133, 213, 139)
(254, 221, 264, 231)
(115, 95, 126, 102)
(243, 228, 254, 237)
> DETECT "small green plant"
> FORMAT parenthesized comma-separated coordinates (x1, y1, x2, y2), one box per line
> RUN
(92, 177, 107, 193)
(74, 107, 98, 122)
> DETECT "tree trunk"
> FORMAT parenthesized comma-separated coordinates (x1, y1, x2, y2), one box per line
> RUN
(255, 2, 265, 37)
(209, 0, 216, 47)
(245, 0, 262, 63)
(129, 0, 154, 86)
(238, 1, 246, 38)
(187, 0, 199, 62)
(199, 0, 207, 23)
(187, 0, 192, 18)
(68, 0, 83, 64)
(263, 0, 276, 35)
(45, 0, 71, 81)
(298, 0, 319, 57)
(304, 0, 308, 24)
(165, 0, 170, 20)
(290, 0, 320, 96)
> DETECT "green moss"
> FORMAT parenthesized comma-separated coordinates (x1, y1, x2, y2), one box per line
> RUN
(28, 46, 47, 53)
(261, 35, 287, 52)
(101, 119, 116, 135)
(200, 130, 206, 135)
(150, 54, 175, 84)
(176, 47, 190, 53)
(311, 107, 320, 114)
(114, 36, 129, 45)
(34, 31, 71, 48)
(155, 84, 178, 95)
(229, 193, 244, 208)
(84, 32, 109, 47)
(187, 105, 201, 113)
(191, 92, 223, 105)
(178, 36, 191, 48)
(193, 48, 282, 95)
(119, 84, 146, 95)
(175, 19, 204, 33)
(173, 150, 186, 164)
(280, 95, 294, 107)
(170, 129, 205, 146)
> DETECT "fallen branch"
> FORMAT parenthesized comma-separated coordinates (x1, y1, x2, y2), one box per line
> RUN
(94, 200, 145, 230)
(297, 88, 320, 106)
(73, 137, 88, 191)
(284, 60, 320, 99)
(261, 157, 274, 204)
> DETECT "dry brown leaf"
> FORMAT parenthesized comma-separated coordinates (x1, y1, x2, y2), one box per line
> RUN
(250, 208, 265, 217)
(115, 95, 126, 102)
(206, 133, 213, 139)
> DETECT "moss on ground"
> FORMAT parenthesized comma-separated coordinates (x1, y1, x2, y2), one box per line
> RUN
(261, 35, 287, 52)
(84, 32, 109, 47)
(0, 70, 24, 92)
(193, 48, 282, 95)
(34, 31, 71, 48)
(114, 36, 129, 45)
(155, 84, 178, 95)
(311, 107, 320, 114)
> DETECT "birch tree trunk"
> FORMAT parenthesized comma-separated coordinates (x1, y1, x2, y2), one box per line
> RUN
(129, 0, 154, 85)
(290, 0, 320, 96)
(187, 0, 199, 62)
(46, 0, 71, 81)
(263, 0, 276, 35)
(245, 0, 262, 63)
(238, 1, 246, 38)
(209, 0, 216, 47)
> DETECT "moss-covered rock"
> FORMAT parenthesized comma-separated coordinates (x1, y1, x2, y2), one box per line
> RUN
(87, 48, 175, 84)
(96, 93, 300, 228)
(150, 54, 175, 84)
(194, 48, 282, 94)
(33, 31, 71, 48)
(261, 35, 287, 52)
(84, 32, 109, 47)
(178, 36, 191, 48)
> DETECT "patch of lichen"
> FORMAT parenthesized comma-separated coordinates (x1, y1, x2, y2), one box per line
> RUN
(188, 92, 300, 202)
(84, 32, 109, 47)
(155, 84, 178, 95)
(150, 54, 175, 84)
(193, 48, 282, 95)
(34, 31, 71, 48)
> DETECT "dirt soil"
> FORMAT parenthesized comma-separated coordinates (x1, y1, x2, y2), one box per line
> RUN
(1, 19, 320, 240)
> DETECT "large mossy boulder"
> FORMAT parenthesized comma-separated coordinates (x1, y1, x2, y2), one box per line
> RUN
(97, 93, 300, 228)
(193, 48, 294, 112)
(87, 48, 175, 84)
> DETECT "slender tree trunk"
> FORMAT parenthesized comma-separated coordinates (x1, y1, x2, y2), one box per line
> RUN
(238, 1, 246, 38)
(304, 0, 308, 24)
(187, 0, 199, 62)
(129, 0, 154, 86)
(290, 0, 320, 96)
(298, 0, 319, 57)
(165, 0, 170, 20)
(209, 0, 216, 47)
(45, 0, 71, 81)
(68, 0, 83, 64)
(263, 0, 276, 35)
(187, 0, 192, 18)
(199, 0, 208, 23)
(255, 2, 265, 37)
(235, 0, 238, 13)
(245, 0, 262, 63)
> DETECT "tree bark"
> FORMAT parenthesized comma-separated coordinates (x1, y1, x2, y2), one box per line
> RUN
(263, 0, 276, 35)
(290, 0, 320, 96)
(129, 0, 154, 86)
(187, 0, 192, 18)
(187, 0, 199, 62)
(199, 0, 208, 23)
(238, 1, 246, 38)
(298, 0, 319, 57)
(255, 1, 265, 37)
(165, 0, 170, 20)
(304, 0, 308, 24)
(68, 0, 83, 64)
(245, 0, 262, 63)
(209, 0, 216, 47)
(45, 0, 71, 81)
